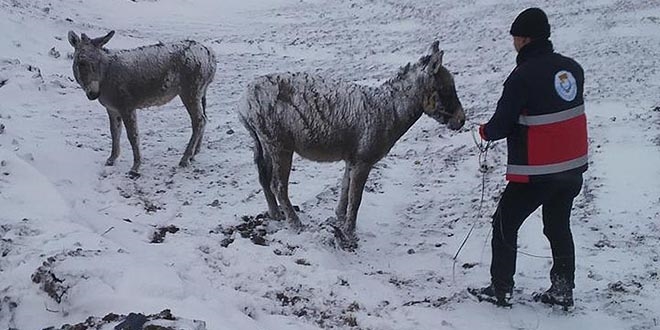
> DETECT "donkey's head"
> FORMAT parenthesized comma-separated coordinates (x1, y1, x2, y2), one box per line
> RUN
(68, 30, 115, 100)
(417, 41, 465, 130)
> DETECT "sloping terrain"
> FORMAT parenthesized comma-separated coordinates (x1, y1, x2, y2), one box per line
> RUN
(0, 0, 658, 329)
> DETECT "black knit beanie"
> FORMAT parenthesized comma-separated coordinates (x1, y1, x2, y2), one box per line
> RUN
(510, 8, 551, 39)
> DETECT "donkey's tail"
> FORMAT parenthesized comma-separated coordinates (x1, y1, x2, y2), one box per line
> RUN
(239, 114, 272, 189)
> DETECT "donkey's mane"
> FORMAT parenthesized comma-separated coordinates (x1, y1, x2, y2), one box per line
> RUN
(387, 58, 426, 87)
(112, 40, 197, 56)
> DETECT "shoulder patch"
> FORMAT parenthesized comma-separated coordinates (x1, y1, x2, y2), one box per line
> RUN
(554, 70, 577, 101)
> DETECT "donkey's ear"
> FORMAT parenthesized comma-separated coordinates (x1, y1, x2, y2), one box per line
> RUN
(427, 51, 445, 74)
(92, 30, 115, 48)
(428, 41, 444, 71)
(81, 33, 91, 42)
(430, 41, 440, 54)
(68, 31, 80, 48)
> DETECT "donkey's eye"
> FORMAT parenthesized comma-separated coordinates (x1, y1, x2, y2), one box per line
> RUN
(438, 85, 450, 98)
(79, 61, 92, 73)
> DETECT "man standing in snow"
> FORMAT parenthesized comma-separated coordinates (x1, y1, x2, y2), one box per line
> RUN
(468, 7, 588, 308)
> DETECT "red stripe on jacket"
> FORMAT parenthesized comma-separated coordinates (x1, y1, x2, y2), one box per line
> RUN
(526, 114, 588, 165)
(506, 174, 530, 183)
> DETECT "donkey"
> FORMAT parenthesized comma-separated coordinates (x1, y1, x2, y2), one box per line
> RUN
(67, 30, 217, 177)
(238, 41, 465, 248)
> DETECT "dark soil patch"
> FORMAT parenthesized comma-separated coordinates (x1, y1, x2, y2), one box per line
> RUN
(150, 225, 180, 243)
(31, 249, 101, 303)
(608, 280, 643, 295)
(43, 309, 206, 330)
(266, 286, 363, 329)
(403, 296, 450, 307)
(211, 214, 270, 247)
(0, 295, 18, 320)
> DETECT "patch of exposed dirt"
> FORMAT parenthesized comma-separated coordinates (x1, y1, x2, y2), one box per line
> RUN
(0, 293, 19, 328)
(31, 249, 102, 303)
(210, 214, 270, 247)
(42, 309, 206, 330)
(264, 286, 362, 329)
(150, 225, 180, 243)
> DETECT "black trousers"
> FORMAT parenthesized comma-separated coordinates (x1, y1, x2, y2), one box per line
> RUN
(490, 175, 583, 292)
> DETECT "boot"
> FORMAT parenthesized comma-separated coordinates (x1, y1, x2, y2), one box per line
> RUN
(533, 284, 574, 309)
(468, 284, 512, 307)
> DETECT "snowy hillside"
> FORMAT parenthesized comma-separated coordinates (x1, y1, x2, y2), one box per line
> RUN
(1, 0, 659, 329)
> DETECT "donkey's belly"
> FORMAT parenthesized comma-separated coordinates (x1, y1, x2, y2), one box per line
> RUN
(133, 88, 179, 109)
(293, 141, 347, 162)
(286, 123, 357, 162)
(124, 70, 182, 109)
(138, 92, 178, 109)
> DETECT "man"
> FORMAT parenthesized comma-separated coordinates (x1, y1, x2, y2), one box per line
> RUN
(468, 8, 588, 308)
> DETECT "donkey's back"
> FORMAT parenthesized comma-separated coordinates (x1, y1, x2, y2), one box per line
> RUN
(68, 30, 217, 176)
(102, 40, 216, 110)
(239, 72, 392, 163)
(238, 41, 465, 249)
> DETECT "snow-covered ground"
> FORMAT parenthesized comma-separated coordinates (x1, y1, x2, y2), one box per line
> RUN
(1, 0, 659, 329)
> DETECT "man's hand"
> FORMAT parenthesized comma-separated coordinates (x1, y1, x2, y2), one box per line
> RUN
(479, 124, 488, 141)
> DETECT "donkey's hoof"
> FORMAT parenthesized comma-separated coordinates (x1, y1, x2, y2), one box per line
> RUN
(105, 158, 116, 166)
(332, 226, 358, 251)
(332, 215, 346, 226)
(339, 236, 358, 251)
(267, 210, 285, 221)
(127, 170, 141, 179)
(289, 220, 305, 234)
(179, 159, 190, 168)
(324, 216, 340, 226)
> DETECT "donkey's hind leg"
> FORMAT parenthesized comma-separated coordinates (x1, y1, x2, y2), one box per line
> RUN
(179, 94, 206, 167)
(339, 162, 371, 249)
(256, 146, 282, 221)
(270, 149, 303, 231)
(194, 95, 208, 155)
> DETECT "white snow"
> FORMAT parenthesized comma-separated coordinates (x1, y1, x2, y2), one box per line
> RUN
(1, 0, 659, 329)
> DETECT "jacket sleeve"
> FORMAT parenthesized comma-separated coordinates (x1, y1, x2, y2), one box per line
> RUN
(481, 72, 527, 141)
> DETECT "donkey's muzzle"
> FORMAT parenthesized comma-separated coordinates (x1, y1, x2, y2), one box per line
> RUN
(449, 117, 465, 130)
(86, 91, 100, 100)
(448, 109, 466, 130)
(85, 81, 100, 100)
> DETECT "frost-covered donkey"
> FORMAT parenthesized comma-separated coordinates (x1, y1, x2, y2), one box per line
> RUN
(68, 30, 216, 177)
(239, 41, 465, 248)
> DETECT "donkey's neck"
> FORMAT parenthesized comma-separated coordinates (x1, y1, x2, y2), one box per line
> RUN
(380, 78, 425, 142)
(97, 50, 112, 82)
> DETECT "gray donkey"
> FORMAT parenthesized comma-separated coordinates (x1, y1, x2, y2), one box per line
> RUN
(239, 41, 465, 248)
(68, 31, 216, 177)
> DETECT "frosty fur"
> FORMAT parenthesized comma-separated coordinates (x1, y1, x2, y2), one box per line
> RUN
(239, 41, 465, 247)
(68, 30, 217, 176)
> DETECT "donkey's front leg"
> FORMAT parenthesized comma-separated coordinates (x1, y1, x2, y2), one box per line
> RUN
(179, 95, 206, 167)
(105, 108, 123, 166)
(121, 109, 141, 177)
(340, 163, 371, 249)
(335, 164, 351, 223)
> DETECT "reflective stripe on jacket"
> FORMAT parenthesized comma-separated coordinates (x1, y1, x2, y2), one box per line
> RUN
(481, 39, 588, 183)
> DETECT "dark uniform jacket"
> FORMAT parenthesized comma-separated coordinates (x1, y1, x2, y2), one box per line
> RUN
(480, 39, 588, 183)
